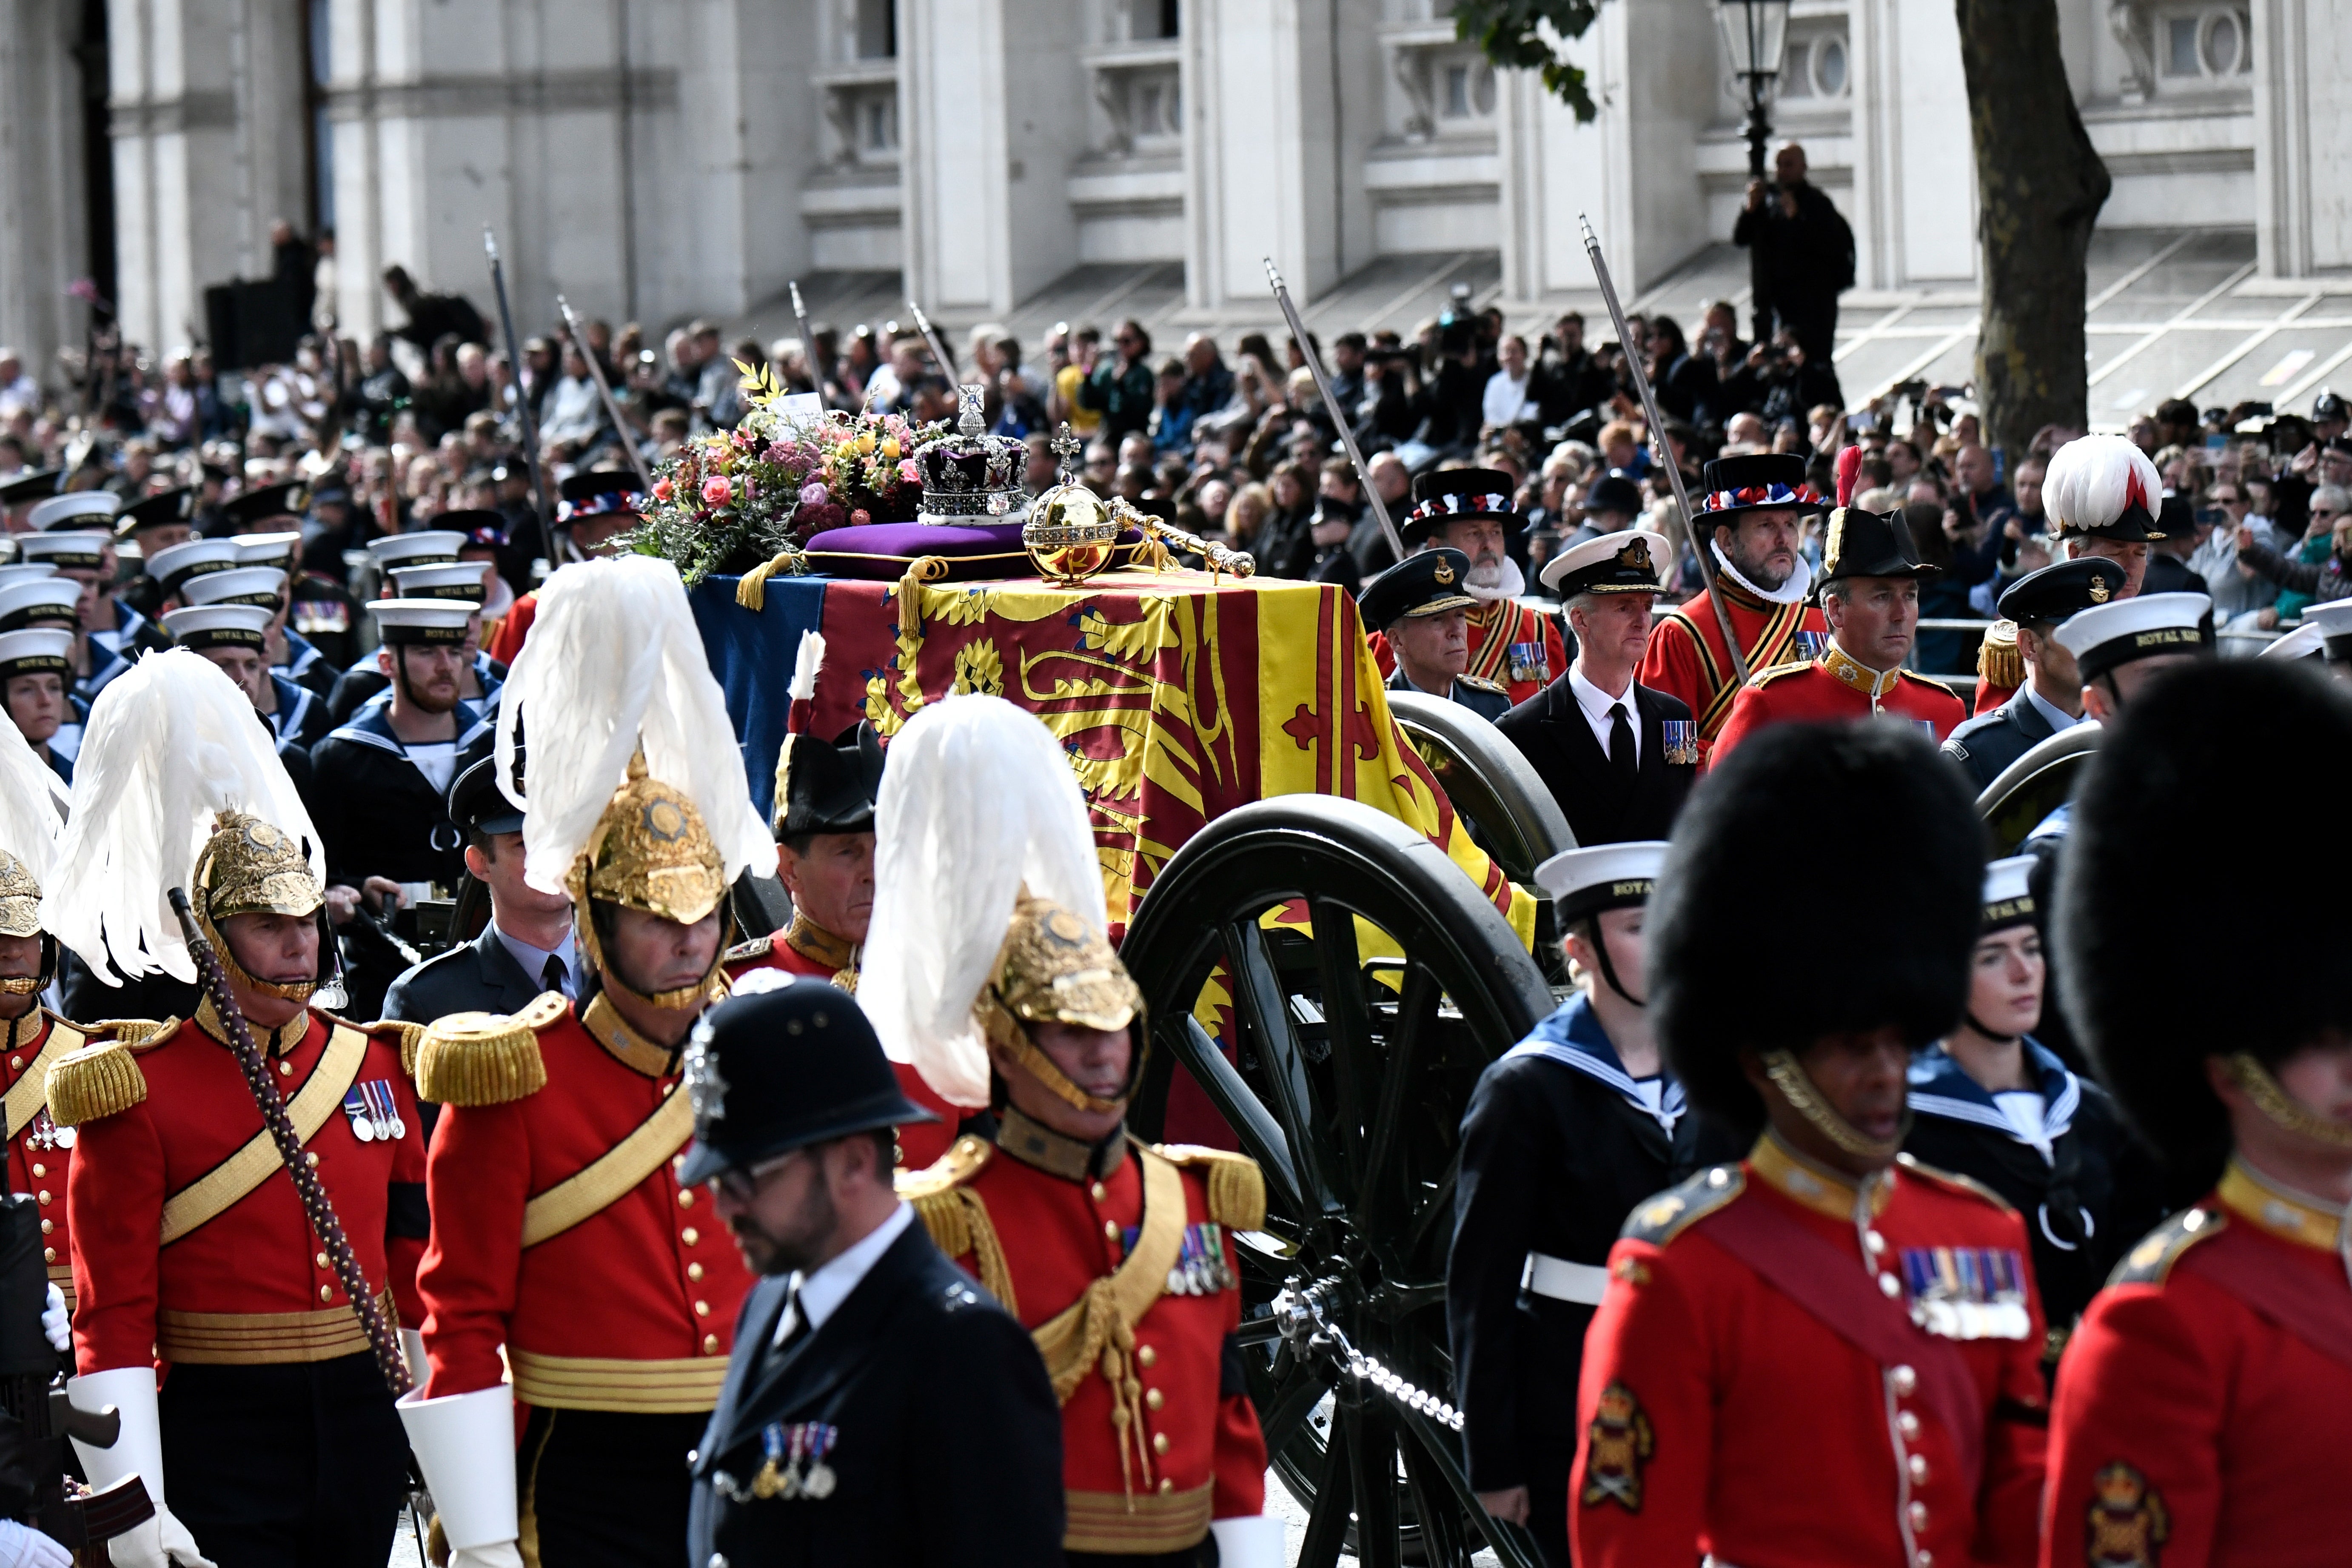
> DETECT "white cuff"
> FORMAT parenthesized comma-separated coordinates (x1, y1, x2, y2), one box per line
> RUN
(399, 1329, 428, 1385)
(396, 1384, 518, 1552)
(68, 1367, 165, 1508)
(1209, 1515, 1286, 1568)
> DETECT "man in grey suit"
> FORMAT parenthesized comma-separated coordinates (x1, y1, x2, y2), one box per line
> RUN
(1941, 558, 2129, 791)
(383, 750, 578, 1026)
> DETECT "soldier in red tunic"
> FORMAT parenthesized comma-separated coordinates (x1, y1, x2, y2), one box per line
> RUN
(1571, 720, 2048, 1568)
(399, 557, 778, 1568)
(1713, 505, 1968, 762)
(1366, 469, 1565, 706)
(2040, 659, 2352, 1568)
(861, 694, 1283, 1568)
(1636, 452, 1830, 755)
(44, 650, 428, 1568)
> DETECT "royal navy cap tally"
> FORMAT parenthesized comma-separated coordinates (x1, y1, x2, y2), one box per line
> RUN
(163, 604, 272, 651)
(1540, 527, 1669, 596)
(1357, 547, 1479, 630)
(0, 627, 74, 679)
(1995, 557, 2128, 627)
(388, 561, 491, 604)
(0, 579, 82, 631)
(2053, 590, 2214, 682)
(28, 492, 121, 533)
(15, 532, 108, 571)
(147, 537, 242, 595)
(371, 597, 474, 645)
(179, 566, 288, 609)
(235, 531, 303, 569)
(365, 531, 465, 569)
(1980, 854, 2038, 931)
(1535, 840, 1666, 926)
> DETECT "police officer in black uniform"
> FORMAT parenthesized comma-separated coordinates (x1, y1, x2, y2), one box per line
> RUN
(1360, 547, 1513, 721)
(1941, 558, 2128, 791)
(684, 979, 1066, 1568)
(1447, 841, 1727, 1568)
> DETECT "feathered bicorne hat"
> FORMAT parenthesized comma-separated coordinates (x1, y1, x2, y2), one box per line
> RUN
(2043, 434, 2166, 542)
(41, 649, 328, 995)
(493, 556, 769, 1009)
(860, 695, 1137, 1110)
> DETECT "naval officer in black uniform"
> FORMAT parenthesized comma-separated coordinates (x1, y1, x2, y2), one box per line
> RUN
(1499, 529, 1699, 844)
(685, 978, 1066, 1568)
(1940, 557, 2127, 791)
(1446, 841, 1725, 1568)
(1360, 547, 1513, 721)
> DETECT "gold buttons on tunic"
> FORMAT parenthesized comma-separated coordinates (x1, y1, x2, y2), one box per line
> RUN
(28, 1164, 41, 1179)
(1145, 1388, 1163, 1411)
(695, 1300, 710, 1317)
(1158, 1478, 1173, 1495)
(319, 1285, 334, 1303)
(1103, 1220, 1119, 1241)
(687, 1263, 704, 1281)
(703, 1334, 720, 1354)
(35, 1192, 48, 1206)
(678, 1190, 695, 1208)
(8, 1057, 19, 1071)
(1908, 1454, 1929, 1483)
(42, 1247, 53, 1263)
(304, 1152, 319, 1168)
(1151, 1432, 1169, 1456)
(1090, 1182, 1106, 1201)
(1890, 1364, 1916, 1396)
(1137, 1346, 1156, 1368)
(38, 1219, 49, 1235)
(316, 1252, 330, 1269)
(1898, 1411, 1920, 1440)
(681, 1227, 699, 1246)
(278, 1061, 293, 1076)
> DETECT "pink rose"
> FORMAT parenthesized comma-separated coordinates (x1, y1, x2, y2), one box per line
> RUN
(701, 476, 733, 506)
(799, 482, 830, 507)
(652, 477, 674, 502)
(851, 508, 872, 527)
(898, 459, 920, 484)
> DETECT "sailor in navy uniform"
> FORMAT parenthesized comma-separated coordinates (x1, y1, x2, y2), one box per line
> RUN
(327, 559, 505, 721)
(1360, 547, 1513, 721)
(231, 527, 345, 698)
(684, 979, 1066, 1568)
(1940, 558, 2128, 792)
(176, 565, 335, 755)
(17, 521, 160, 704)
(1447, 841, 1728, 1568)
(1901, 855, 2159, 1378)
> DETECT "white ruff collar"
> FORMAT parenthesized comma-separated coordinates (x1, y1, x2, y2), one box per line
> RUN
(1712, 539, 1813, 606)
(1464, 556, 1527, 604)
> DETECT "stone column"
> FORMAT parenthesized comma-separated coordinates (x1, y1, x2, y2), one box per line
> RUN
(2252, 0, 2352, 276)
(1850, 0, 1977, 288)
(0, 0, 92, 385)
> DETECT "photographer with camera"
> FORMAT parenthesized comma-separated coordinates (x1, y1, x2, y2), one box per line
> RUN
(1732, 144, 1854, 402)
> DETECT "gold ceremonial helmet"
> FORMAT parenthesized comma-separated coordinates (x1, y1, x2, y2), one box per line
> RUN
(974, 891, 1146, 1115)
(567, 753, 730, 1010)
(192, 810, 326, 1002)
(0, 850, 46, 996)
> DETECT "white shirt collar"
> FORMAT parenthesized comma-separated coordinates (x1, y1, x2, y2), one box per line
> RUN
(494, 920, 579, 998)
(1568, 662, 1639, 765)
(2023, 684, 2081, 734)
(776, 1200, 915, 1344)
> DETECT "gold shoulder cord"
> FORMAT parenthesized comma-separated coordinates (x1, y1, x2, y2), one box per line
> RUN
(1759, 1048, 1907, 1161)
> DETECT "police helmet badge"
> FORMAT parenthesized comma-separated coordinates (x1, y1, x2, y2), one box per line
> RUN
(684, 1021, 729, 1123)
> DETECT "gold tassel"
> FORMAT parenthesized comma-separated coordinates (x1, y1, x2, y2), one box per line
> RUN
(1155, 1144, 1269, 1231)
(46, 1042, 149, 1127)
(1977, 619, 2024, 691)
(734, 547, 808, 611)
(90, 1017, 174, 1049)
(415, 1013, 548, 1106)
(911, 1189, 972, 1260)
(894, 555, 950, 642)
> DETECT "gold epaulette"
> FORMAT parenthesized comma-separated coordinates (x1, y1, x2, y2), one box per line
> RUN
(86, 1016, 176, 1050)
(2110, 1206, 2226, 1287)
(371, 1019, 428, 1079)
(1750, 660, 1813, 686)
(1896, 1152, 2016, 1212)
(415, 992, 564, 1107)
(896, 1137, 1014, 1311)
(1978, 619, 2023, 689)
(722, 934, 773, 965)
(1458, 673, 1508, 695)
(46, 1040, 149, 1127)
(1153, 1143, 1268, 1231)
(1621, 1165, 1744, 1247)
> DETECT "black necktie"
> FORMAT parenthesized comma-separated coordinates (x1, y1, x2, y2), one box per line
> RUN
(542, 954, 567, 998)
(1609, 702, 1636, 781)
(767, 1282, 807, 1370)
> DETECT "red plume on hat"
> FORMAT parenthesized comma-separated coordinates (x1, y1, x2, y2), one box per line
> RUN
(1835, 444, 1864, 509)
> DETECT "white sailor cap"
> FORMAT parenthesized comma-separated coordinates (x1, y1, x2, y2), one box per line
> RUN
(0, 564, 59, 588)
(235, 530, 303, 569)
(371, 597, 474, 645)
(2305, 598, 2352, 664)
(388, 560, 492, 604)
(1981, 854, 2038, 930)
(27, 492, 121, 533)
(179, 566, 288, 609)
(1538, 528, 1672, 596)
(0, 579, 83, 631)
(365, 531, 465, 569)
(163, 604, 272, 651)
(14, 532, 108, 571)
(1533, 840, 1668, 924)
(0, 627, 75, 679)
(2261, 621, 2325, 661)
(147, 537, 243, 594)
(2051, 591, 2213, 682)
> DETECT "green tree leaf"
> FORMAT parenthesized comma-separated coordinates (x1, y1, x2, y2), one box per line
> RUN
(1451, 0, 1603, 123)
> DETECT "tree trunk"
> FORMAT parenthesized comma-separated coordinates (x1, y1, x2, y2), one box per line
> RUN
(1956, 0, 2111, 463)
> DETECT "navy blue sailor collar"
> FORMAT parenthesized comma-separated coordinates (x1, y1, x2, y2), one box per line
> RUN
(327, 694, 490, 764)
(1907, 1037, 2081, 1148)
(1501, 991, 1684, 1132)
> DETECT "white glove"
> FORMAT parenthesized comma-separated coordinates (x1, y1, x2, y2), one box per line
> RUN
(66, 1369, 213, 1568)
(103, 1512, 214, 1568)
(0, 1519, 70, 1568)
(39, 1285, 66, 1353)
(396, 1384, 518, 1560)
(1209, 1515, 1287, 1568)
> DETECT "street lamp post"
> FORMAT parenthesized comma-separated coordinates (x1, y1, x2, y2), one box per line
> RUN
(1719, 0, 1791, 347)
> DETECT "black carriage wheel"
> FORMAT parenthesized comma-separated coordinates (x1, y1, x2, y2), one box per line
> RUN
(1383, 690, 1575, 884)
(1123, 797, 1556, 1568)
(1976, 724, 2100, 852)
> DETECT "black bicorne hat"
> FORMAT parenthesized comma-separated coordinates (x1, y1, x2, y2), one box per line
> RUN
(776, 723, 885, 842)
(677, 979, 937, 1187)
(1651, 722, 1981, 1137)
(1821, 506, 1939, 582)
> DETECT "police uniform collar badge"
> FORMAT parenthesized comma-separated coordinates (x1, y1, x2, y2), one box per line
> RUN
(340, 1079, 406, 1142)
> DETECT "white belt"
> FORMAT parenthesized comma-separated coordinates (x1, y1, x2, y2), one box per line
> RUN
(1520, 1252, 1609, 1305)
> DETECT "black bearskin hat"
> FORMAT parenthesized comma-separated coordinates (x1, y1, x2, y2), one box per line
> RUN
(2057, 660, 2352, 1180)
(1652, 721, 1982, 1137)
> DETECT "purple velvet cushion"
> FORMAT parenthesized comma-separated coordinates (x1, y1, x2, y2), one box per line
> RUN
(804, 521, 1033, 581)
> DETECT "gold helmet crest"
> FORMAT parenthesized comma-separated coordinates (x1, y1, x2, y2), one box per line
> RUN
(974, 891, 1144, 1115)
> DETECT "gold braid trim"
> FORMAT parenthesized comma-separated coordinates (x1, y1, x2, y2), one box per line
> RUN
(374, 1019, 428, 1080)
(1155, 1143, 1267, 1231)
(91, 1017, 176, 1049)
(894, 555, 950, 641)
(2225, 1052, 2352, 1149)
(912, 1189, 1018, 1314)
(1760, 1048, 1907, 1161)
(416, 997, 561, 1106)
(45, 1041, 148, 1127)
(1977, 619, 2024, 690)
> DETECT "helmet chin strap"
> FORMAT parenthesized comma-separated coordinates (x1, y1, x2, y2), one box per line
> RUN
(1583, 918, 1646, 1009)
(1760, 1048, 1908, 1162)
(2225, 1052, 2352, 1150)
(1962, 1011, 2020, 1045)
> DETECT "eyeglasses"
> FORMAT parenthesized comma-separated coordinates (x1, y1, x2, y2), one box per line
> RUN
(709, 1148, 803, 1203)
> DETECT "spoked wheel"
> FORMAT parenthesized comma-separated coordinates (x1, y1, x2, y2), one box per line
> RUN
(1975, 724, 2100, 852)
(1123, 797, 1556, 1568)
(1383, 690, 1575, 884)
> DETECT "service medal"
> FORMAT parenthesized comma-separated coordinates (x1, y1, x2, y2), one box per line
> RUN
(342, 1087, 376, 1142)
(801, 1425, 837, 1500)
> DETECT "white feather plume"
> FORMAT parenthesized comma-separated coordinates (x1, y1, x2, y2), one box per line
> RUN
(495, 556, 770, 896)
(788, 629, 826, 704)
(40, 649, 324, 985)
(2042, 434, 2161, 536)
(0, 716, 69, 887)
(861, 694, 1106, 1108)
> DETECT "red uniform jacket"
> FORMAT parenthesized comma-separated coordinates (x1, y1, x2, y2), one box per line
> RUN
(1637, 578, 1828, 750)
(1973, 677, 2020, 718)
(907, 1125, 1268, 1555)
(484, 591, 536, 666)
(723, 923, 961, 1172)
(62, 1006, 425, 1374)
(1713, 646, 1970, 764)
(2041, 1161, 2352, 1568)
(416, 992, 753, 1414)
(1571, 1136, 2048, 1568)
(1370, 596, 1565, 708)
(3, 1009, 99, 1310)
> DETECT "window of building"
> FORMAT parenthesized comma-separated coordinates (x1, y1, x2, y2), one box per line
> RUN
(863, 94, 898, 153)
(1781, 40, 1813, 97)
(1815, 35, 1847, 96)
(855, 0, 895, 59)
